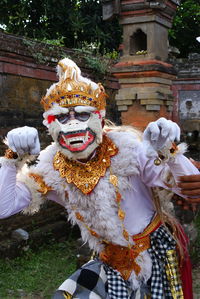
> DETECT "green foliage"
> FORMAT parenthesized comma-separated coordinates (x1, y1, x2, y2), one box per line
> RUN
(40, 37, 65, 47)
(105, 50, 120, 60)
(1, 0, 199, 58)
(74, 43, 118, 77)
(169, 0, 200, 57)
(0, 0, 122, 55)
(84, 55, 108, 75)
(0, 239, 77, 298)
(22, 37, 67, 64)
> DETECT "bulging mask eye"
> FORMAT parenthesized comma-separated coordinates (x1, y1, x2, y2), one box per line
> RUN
(55, 114, 70, 124)
(55, 111, 91, 124)
(75, 112, 91, 121)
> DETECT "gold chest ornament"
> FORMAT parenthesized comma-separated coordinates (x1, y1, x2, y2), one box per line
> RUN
(53, 135, 118, 194)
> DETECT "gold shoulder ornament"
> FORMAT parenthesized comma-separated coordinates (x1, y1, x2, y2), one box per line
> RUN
(29, 173, 52, 194)
(53, 135, 118, 194)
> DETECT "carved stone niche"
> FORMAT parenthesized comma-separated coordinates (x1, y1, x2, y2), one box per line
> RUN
(130, 29, 147, 55)
(122, 20, 170, 61)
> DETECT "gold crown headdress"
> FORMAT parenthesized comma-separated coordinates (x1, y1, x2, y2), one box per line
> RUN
(41, 58, 108, 111)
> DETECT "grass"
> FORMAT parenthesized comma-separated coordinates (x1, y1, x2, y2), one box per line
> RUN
(0, 238, 77, 298)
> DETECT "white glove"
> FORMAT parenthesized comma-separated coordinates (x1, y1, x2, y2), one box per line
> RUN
(143, 117, 180, 153)
(6, 126, 40, 156)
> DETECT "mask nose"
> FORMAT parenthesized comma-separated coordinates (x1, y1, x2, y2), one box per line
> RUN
(61, 119, 88, 133)
(67, 119, 80, 127)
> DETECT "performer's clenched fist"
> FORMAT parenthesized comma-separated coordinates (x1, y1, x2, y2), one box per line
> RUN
(143, 117, 180, 151)
(6, 126, 40, 156)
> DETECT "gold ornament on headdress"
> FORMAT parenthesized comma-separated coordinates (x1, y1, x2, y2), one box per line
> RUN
(40, 60, 108, 111)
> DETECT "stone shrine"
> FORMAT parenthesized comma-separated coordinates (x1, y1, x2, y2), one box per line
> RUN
(102, 0, 180, 129)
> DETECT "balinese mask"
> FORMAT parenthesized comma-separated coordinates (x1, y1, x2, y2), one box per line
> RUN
(42, 58, 107, 160)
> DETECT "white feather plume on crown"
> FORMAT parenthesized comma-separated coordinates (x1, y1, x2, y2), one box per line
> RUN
(56, 57, 98, 91)
(57, 58, 81, 81)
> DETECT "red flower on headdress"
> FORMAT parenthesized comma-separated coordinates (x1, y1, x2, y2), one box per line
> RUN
(47, 115, 56, 124)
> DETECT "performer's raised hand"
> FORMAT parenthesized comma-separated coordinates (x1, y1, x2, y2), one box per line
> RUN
(143, 117, 180, 152)
(178, 174, 200, 203)
(178, 160, 200, 204)
(6, 126, 40, 156)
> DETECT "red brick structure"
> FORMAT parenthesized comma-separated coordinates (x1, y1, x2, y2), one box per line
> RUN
(113, 60, 176, 129)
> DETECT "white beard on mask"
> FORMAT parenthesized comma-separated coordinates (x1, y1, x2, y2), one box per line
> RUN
(45, 106, 103, 161)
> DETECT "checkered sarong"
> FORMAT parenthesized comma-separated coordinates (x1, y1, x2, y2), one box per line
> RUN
(52, 259, 150, 299)
(148, 225, 183, 299)
(53, 226, 183, 299)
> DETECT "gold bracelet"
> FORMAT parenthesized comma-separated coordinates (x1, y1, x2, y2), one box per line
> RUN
(4, 149, 18, 159)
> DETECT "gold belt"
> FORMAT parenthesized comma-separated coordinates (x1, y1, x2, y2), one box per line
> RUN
(100, 215, 161, 280)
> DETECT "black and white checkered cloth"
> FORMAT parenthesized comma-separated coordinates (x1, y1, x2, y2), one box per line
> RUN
(53, 259, 132, 299)
(53, 226, 183, 299)
(148, 225, 183, 299)
(104, 264, 129, 298)
(52, 259, 151, 299)
(53, 259, 109, 298)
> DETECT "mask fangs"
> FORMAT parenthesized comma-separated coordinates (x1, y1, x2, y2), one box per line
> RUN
(58, 128, 96, 152)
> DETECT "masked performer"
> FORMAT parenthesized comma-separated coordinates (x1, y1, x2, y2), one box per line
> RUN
(0, 58, 199, 299)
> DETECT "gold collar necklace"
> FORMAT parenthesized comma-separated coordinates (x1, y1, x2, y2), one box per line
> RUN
(53, 135, 118, 194)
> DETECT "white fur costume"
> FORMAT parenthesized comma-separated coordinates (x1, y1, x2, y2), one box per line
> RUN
(17, 130, 152, 289)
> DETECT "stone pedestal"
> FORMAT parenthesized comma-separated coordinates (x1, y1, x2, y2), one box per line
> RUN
(113, 59, 176, 128)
